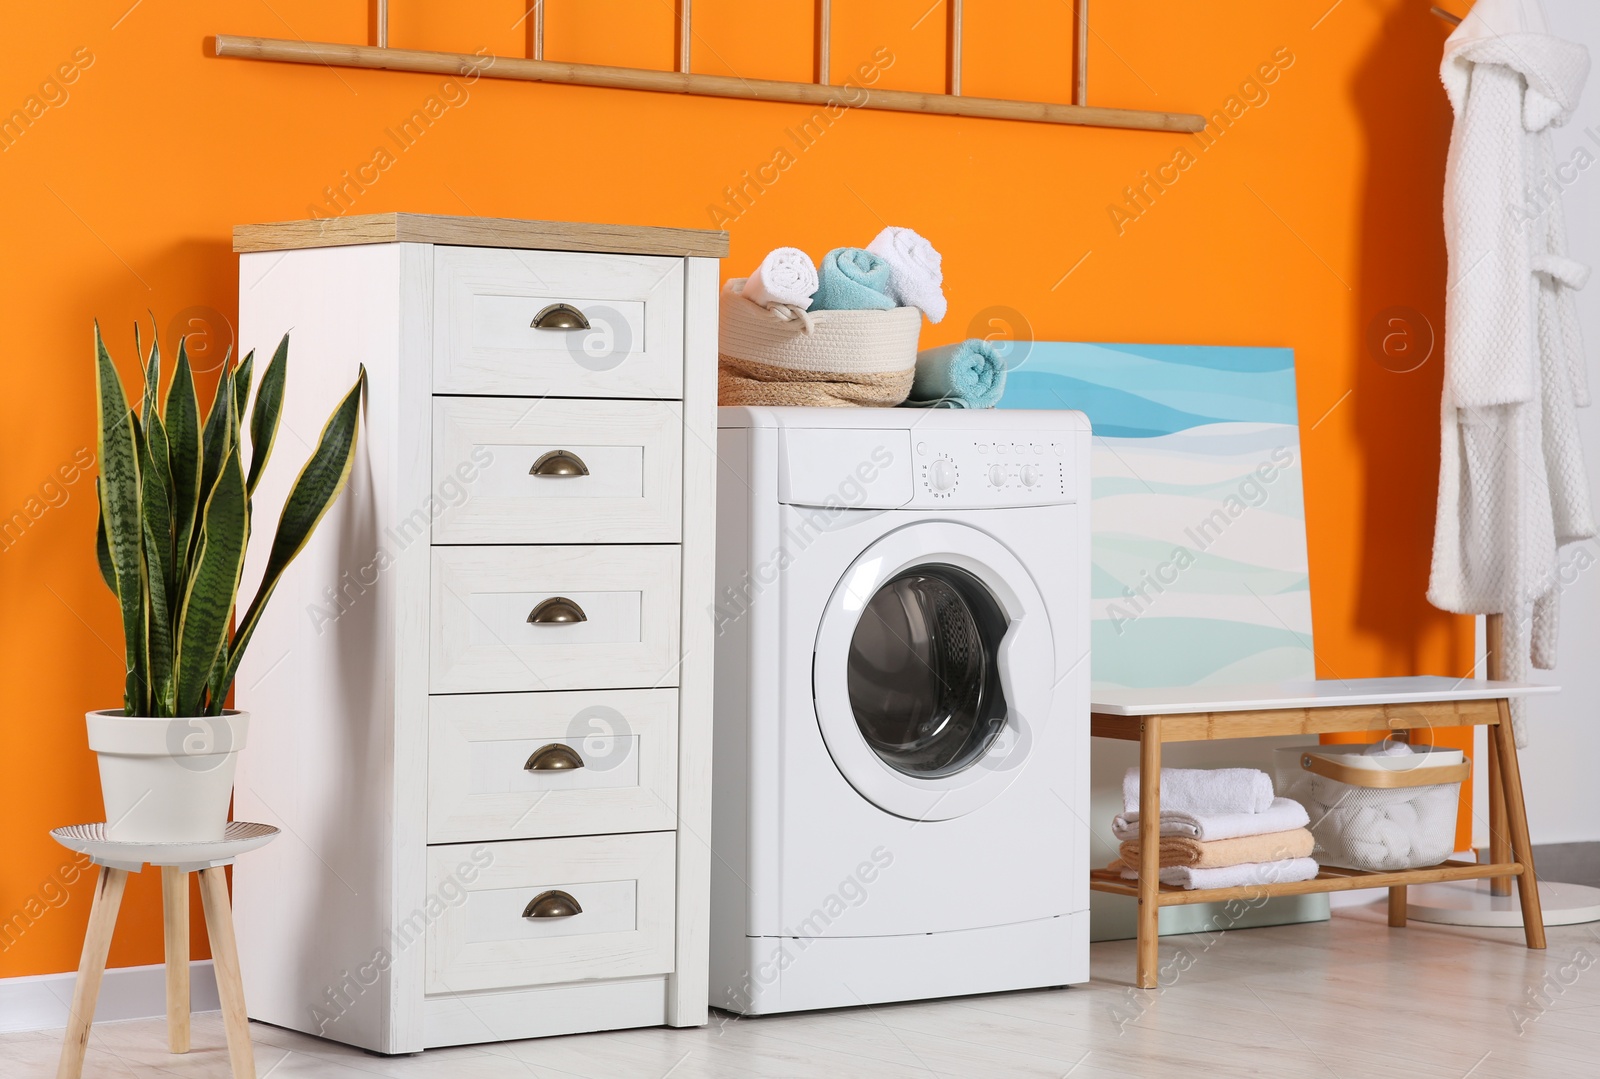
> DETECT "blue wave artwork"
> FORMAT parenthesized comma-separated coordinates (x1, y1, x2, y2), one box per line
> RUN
(999, 342, 1314, 689)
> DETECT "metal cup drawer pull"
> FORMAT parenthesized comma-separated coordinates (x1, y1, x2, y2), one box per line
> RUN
(525, 743, 585, 771)
(527, 596, 587, 624)
(529, 449, 590, 477)
(530, 302, 591, 330)
(522, 889, 583, 919)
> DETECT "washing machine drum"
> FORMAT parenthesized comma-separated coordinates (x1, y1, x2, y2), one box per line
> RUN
(846, 566, 1008, 779)
(813, 522, 1054, 820)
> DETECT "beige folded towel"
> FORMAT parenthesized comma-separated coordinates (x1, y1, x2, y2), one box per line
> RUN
(1117, 827, 1314, 869)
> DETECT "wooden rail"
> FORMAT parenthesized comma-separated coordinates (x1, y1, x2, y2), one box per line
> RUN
(1090, 859, 1525, 906)
(210, 36, 1203, 132)
(209, 0, 1204, 134)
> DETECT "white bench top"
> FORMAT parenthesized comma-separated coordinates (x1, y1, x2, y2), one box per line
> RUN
(1090, 676, 1558, 716)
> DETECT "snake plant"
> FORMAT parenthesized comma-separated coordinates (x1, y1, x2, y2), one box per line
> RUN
(94, 323, 365, 717)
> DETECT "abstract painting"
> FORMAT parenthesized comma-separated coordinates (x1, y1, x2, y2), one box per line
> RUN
(998, 341, 1314, 690)
(1000, 341, 1325, 939)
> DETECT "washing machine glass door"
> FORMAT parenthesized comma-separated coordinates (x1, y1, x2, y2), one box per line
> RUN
(847, 566, 1007, 779)
(814, 521, 1054, 821)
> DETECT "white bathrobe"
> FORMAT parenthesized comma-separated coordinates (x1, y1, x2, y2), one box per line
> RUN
(1430, 0, 1595, 746)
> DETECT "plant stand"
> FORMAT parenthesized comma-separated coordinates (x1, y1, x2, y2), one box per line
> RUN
(50, 822, 279, 1079)
(1089, 677, 1554, 989)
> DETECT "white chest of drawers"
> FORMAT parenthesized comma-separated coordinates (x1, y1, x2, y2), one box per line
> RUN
(230, 213, 725, 1054)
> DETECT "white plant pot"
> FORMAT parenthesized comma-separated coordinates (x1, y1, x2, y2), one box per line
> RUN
(86, 710, 249, 843)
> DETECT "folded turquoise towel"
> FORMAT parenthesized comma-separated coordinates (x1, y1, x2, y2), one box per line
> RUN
(810, 247, 897, 312)
(902, 339, 1007, 409)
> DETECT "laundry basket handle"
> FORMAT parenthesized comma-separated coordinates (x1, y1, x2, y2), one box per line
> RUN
(1298, 753, 1470, 789)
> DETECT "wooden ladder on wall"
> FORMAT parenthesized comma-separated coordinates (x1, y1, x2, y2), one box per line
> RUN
(211, 1, 1206, 134)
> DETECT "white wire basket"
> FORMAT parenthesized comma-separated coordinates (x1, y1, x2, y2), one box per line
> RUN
(1275, 744, 1471, 872)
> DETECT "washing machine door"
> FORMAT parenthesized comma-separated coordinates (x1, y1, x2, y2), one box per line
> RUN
(812, 521, 1054, 820)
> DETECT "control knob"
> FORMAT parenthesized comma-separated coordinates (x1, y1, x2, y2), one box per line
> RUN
(929, 458, 958, 492)
(1021, 464, 1042, 487)
(988, 464, 1007, 487)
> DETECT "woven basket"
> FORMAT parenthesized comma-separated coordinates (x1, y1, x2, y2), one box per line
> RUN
(718, 284, 921, 408)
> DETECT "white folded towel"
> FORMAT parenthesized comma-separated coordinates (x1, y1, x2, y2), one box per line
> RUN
(1118, 857, 1321, 891)
(1122, 766, 1275, 816)
(1112, 797, 1310, 843)
(739, 247, 818, 311)
(866, 226, 946, 323)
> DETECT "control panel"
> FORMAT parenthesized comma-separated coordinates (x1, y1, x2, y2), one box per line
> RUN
(911, 434, 1076, 507)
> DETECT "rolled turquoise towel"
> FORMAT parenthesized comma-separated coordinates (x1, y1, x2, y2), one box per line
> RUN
(903, 339, 1007, 409)
(810, 247, 897, 312)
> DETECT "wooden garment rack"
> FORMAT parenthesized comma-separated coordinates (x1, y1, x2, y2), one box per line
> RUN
(211, 1, 1204, 134)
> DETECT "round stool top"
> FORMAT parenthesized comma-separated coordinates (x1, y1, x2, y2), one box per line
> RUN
(51, 821, 279, 870)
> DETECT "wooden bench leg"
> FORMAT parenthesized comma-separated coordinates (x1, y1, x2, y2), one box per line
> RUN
(1136, 715, 1162, 989)
(56, 866, 128, 1079)
(161, 866, 190, 1054)
(198, 868, 256, 1079)
(1387, 886, 1407, 927)
(1492, 702, 1546, 949)
(1487, 741, 1513, 897)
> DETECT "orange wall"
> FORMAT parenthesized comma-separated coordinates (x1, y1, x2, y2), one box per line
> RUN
(0, 0, 1474, 978)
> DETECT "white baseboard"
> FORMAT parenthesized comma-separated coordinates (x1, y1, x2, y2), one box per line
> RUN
(0, 961, 218, 1034)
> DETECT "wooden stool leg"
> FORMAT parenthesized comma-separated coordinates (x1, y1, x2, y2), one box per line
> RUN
(1487, 739, 1513, 897)
(1387, 886, 1407, 927)
(56, 866, 128, 1079)
(161, 866, 191, 1053)
(1136, 715, 1162, 989)
(198, 868, 256, 1079)
(1491, 702, 1546, 949)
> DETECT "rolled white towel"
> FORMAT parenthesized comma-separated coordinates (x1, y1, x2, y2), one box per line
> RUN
(1365, 738, 1414, 757)
(867, 225, 947, 323)
(1122, 766, 1275, 816)
(739, 247, 818, 311)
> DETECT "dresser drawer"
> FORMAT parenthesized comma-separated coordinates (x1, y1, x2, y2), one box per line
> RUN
(425, 832, 676, 994)
(433, 398, 683, 544)
(428, 689, 678, 842)
(431, 545, 682, 693)
(433, 246, 685, 398)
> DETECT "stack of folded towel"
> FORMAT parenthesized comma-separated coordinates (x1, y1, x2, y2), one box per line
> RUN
(1108, 766, 1319, 890)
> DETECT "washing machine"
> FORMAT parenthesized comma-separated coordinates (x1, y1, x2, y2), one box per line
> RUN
(710, 406, 1091, 1015)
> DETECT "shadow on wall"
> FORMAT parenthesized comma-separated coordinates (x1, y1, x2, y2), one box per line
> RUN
(1344, 2, 1476, 849)
(1349, 3, 1462, 674)
(3, 235, 239, 972)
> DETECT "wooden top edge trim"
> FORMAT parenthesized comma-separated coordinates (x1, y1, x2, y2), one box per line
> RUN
(1090, 699, 1502, 743)
(233, 212, 730, 257)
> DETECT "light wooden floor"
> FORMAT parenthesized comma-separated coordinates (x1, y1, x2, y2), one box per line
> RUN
(8, 903, 1599, 1078)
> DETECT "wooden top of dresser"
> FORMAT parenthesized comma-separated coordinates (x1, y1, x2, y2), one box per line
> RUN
(233, 213, 730, 258)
